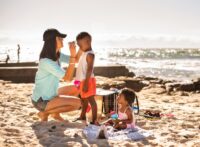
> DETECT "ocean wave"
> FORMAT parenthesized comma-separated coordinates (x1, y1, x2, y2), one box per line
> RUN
(108, 48, 200, 59)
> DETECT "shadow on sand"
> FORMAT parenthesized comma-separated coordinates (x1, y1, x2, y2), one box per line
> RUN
(31, 120, 110, 147)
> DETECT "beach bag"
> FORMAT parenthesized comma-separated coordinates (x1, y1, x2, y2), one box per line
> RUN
(103, 92, 118, 114)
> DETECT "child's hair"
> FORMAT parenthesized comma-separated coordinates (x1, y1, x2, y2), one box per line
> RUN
(120, 88, 137, 106)
(76, 32, 92, 41)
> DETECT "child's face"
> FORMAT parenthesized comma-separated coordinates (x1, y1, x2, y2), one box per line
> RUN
(117, 93, 127, 106)
(77, 38, 91, 51)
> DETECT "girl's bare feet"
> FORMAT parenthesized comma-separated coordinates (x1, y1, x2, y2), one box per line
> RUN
(72, 116, 86, 122)
(37, 112, 49, 121)
(90, 120, 100, 126)
(51, 113, 65, 121)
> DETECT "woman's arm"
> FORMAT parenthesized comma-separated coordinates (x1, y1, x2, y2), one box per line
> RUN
(62, 42, 77, 82)
(63, 62, 75, 82)
(62, 42, 83, 81)
(68, 42, 82, 63)
(59, 53, 70, 64)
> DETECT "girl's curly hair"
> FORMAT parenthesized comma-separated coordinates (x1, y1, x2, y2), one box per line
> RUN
(120, 88, 137, 106)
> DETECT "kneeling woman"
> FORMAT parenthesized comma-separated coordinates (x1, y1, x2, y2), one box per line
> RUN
(32, 28, 81, 121)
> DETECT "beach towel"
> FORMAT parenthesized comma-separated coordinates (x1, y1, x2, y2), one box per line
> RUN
(83, 124, 153, 141)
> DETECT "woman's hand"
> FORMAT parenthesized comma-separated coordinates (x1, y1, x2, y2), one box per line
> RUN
(68, 41, 76, 57)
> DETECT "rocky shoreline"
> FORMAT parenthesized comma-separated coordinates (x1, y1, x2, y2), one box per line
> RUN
(96, 75, 200, 94)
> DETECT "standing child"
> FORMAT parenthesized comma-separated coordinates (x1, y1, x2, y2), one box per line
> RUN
(74, 32, 98, 124)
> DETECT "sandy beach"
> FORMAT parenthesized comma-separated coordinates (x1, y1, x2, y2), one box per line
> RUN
(1, 0, 200, 146)
(0, 76, 200, 147)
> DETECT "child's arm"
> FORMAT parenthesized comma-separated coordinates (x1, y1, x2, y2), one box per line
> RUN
(103, 118, 114, 126)
(83, 53, 95, 92)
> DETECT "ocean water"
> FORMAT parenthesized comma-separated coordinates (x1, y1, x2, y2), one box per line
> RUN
(97, 48, 200, 81)
(0, 46, 200, 81)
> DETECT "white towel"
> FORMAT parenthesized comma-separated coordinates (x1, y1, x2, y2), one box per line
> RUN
(83, 125, 153, 141)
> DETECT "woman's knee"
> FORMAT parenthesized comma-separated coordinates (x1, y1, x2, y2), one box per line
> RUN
(73, 98, 81, 109)
(45, 97, 81, 111)
(58, 85, 79, 96)
(60, 97, 81, 109)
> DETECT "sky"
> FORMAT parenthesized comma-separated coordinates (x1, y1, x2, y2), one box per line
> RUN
(1, 0, 200, 48)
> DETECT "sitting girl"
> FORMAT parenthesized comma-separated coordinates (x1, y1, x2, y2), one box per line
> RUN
(105, 88, 137, 129)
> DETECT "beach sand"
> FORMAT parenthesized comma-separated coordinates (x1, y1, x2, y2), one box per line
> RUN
(0, 78, 200, 147)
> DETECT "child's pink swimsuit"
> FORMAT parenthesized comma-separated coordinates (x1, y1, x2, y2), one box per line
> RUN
(118, 106, 136, 129)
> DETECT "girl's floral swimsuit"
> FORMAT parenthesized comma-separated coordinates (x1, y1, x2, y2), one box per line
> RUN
(118, 106, 136, 129)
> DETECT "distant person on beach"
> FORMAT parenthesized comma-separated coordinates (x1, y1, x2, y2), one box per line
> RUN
(73, 32, 98, 125)
(17, 44, 20, 63)
(32, 28, 81, 121)
(5, 54, 10, 64)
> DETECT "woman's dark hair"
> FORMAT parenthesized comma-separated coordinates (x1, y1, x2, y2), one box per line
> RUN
(39, 28, 66, 61)
(39, 36, 60, 61)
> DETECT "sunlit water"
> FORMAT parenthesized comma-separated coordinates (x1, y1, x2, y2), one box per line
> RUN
(97, 48, 200, 81)
(0, 45, 200, 81)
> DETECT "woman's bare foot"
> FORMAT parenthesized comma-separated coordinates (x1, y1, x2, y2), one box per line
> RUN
(37, 112, 49, 121)
(51, 113, 65, 121)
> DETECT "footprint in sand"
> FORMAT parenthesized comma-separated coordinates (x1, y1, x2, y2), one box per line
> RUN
(0, 123, 7, 127)
(3, 128, 21, 137)
(160, 132, 168, 136)
(4, 128, 20, 134)
(29, 112, 36, 116)
(136, 121, 146, 126)
(179, 138, 188, 143)
(178, 131, 196, 139)
(162, 99, 170, 103)
(181, 123, 195, 129)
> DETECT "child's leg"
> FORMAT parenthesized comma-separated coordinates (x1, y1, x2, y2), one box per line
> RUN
(79, 98, 88, 120)
(104, 119, 114, 126)
(114, 122, 127, 130)
(88, 96, 97, 123)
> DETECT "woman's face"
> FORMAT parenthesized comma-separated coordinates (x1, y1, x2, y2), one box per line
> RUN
(56, 37, 64, 52)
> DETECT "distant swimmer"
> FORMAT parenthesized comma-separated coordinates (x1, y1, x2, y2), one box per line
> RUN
(17, 44, 20, 63)
(5, 54, 10, 64)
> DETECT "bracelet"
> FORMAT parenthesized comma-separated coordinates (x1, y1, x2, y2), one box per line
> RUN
(69, 57, 76, 62)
